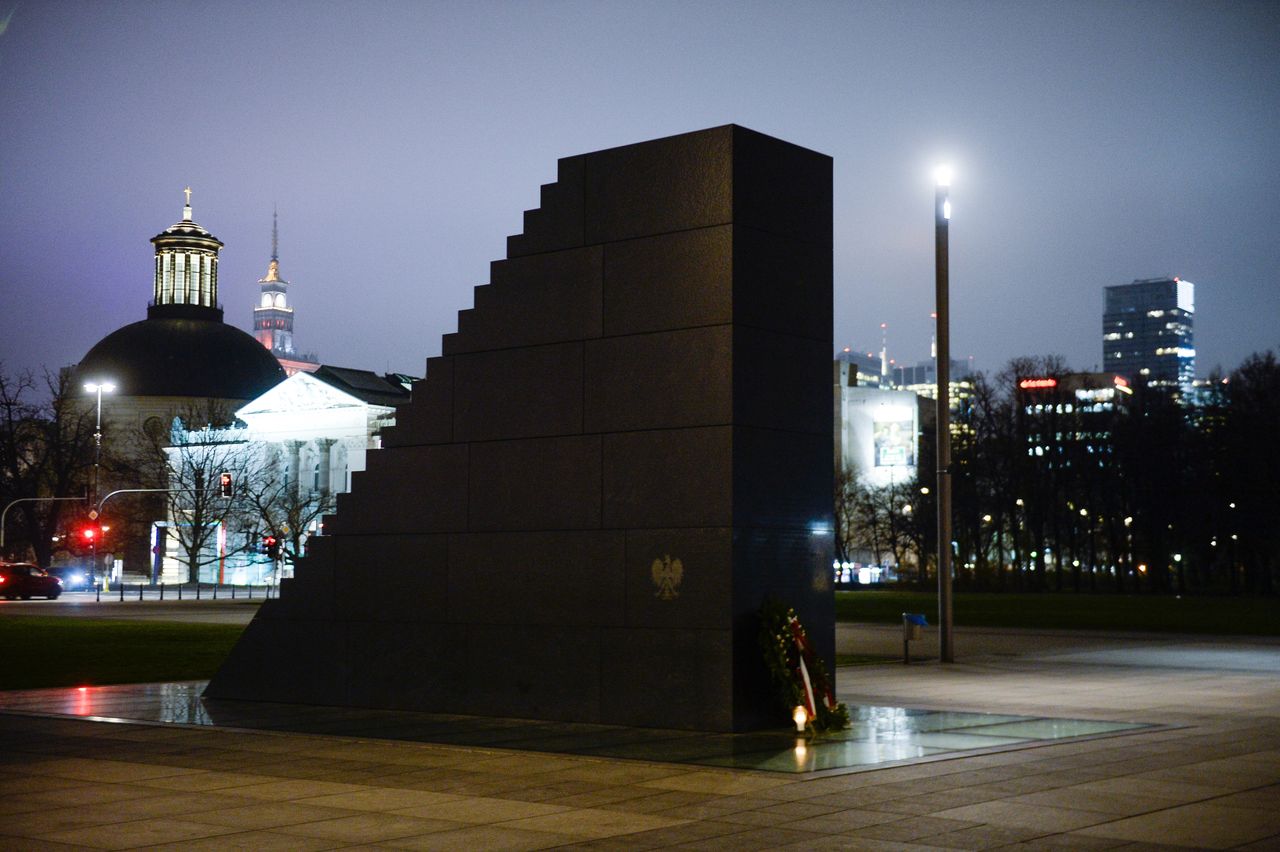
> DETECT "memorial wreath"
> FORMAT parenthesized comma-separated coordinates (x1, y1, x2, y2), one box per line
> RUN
(759, 599, 850, 733)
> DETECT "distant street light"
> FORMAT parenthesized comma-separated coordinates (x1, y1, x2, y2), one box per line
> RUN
(934, 164, 954, 664)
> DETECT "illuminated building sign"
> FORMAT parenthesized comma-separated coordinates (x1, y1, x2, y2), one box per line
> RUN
(873, 415, 915, 467)
(1018, 378, 1058, 389)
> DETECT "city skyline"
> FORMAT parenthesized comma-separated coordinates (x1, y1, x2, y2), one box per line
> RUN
(1, 1, 1277, 381)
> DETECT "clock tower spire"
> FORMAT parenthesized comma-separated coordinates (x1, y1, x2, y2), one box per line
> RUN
(253, 206, 294, 356)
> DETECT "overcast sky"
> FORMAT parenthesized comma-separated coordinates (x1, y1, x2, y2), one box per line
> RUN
(1, 0, 1276, 382)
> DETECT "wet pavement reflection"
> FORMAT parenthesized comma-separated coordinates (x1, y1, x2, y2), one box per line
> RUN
(0, 681, 1151, 774)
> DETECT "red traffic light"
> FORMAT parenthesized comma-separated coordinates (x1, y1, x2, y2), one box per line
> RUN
(75, 523, 103, 553)
(219, 471, 233, 497)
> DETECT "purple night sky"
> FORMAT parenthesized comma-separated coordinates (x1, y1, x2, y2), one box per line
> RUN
(1, 1, 1277, 381)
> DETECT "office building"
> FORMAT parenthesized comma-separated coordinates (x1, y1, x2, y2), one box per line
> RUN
(1103, 277, 1195, 393)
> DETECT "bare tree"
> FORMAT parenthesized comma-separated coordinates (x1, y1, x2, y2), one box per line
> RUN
(238, 444, 336, 574)
(0, 365, 95, 564)
(139, 403, 252, 583)
(833, 464, 859, 565)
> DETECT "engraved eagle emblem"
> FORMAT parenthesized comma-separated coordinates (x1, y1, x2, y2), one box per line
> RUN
(651, 554, 683, 600)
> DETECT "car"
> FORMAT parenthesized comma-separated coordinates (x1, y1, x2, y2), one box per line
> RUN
(47, 565, 95, 592)
(0, 563, 62, 600)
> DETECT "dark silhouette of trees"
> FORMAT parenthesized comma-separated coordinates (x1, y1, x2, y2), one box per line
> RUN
(840, 348, 1280, 596)
(0, 366, 95, 565)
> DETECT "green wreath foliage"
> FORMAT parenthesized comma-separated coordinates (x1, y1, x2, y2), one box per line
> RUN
(758, 598, 850, 733)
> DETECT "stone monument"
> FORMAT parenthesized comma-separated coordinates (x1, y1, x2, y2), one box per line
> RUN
(206, 125, 834, 732)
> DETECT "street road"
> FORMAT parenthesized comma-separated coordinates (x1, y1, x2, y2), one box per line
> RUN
(0, 594, 261, 624)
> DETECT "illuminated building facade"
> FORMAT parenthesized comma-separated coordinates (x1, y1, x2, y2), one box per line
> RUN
(1015, 372, 1132, 464)
(834, 348, 882, 387)
(253, 210, 319, 375)
(161, 366, 414, 584)
(1103, 277, 1195, 393)
(834, 367, 919, 488)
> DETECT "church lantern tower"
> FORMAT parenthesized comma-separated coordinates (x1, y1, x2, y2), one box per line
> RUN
(253, 208, 295, 356)
(150, 187, 224, 319)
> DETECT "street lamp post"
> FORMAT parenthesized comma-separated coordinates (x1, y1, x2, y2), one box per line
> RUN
(84, 381, 115, 585)
(934, 166, 954, 664)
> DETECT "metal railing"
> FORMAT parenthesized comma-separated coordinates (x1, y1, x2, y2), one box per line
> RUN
(89, 582, 280, 602)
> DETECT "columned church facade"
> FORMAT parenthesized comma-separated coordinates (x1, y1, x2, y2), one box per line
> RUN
(160, 367, 412, 584)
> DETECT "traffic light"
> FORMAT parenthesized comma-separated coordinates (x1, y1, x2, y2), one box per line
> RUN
(75, 523, 102, 553)
(263, 534, 279, 560)
(219, 471, 233, 497)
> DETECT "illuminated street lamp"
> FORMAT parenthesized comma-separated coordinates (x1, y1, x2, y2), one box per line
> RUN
(83, 381, 115, 504)
(83, 380, 115, 585)
(934, 164, 954, 663)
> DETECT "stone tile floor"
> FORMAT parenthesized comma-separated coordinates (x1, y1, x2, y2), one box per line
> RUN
(2, 630, 1279, 849)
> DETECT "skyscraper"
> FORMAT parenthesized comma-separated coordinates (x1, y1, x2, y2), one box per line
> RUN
(1103, 277, 1195, 393)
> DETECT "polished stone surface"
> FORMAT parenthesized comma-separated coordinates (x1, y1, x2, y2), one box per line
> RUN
(0, 682, 1149, 775)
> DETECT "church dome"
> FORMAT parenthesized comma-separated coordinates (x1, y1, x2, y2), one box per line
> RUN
(74, 189, 286, 401)
(75, 313, 285, 400)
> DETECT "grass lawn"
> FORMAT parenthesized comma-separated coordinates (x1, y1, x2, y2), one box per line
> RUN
(2, 616, 247, 690)
(836, 590, 1280, 636)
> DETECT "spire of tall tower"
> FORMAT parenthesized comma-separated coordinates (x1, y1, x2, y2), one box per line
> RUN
(182, 186, 193, 221)
(255, 207, 294, 357)
(263, 208, 281, 283)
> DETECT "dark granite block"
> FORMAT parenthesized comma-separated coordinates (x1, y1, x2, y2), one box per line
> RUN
(732, 326, 831, 434)
(732, 126, 834, 247)
(733, 426, 832, 531)
(507, 156, 586, 258)
(733, 225, 833, 344)
(447, 247, 603, 354)
(212, 125, 834, 733)
(600, 628, 734, 730)
(602, 427, 732, 529)
(336, 444, 470, 534)
(468, 436, 601, 531)
(302, 533, 336, 564)
(205, 617, 346, 705)
(448, 531, 624, 628)
(624, 528, 732, 630)
(585, 127, 733, 244)
(464, 624, 601, 721)
(732, 526, 835, 637)
(264, 546, 337, 622)
(333, 534, 449, 623)
(584, 327, 731, 433)
(344, 620, 464, 710)
(382, 359, 453, 448)
(602, 226, 732, 336)
(453, 343, 583, 442)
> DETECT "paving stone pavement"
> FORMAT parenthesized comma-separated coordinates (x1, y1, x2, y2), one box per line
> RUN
(3, 629, 1279, 850)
